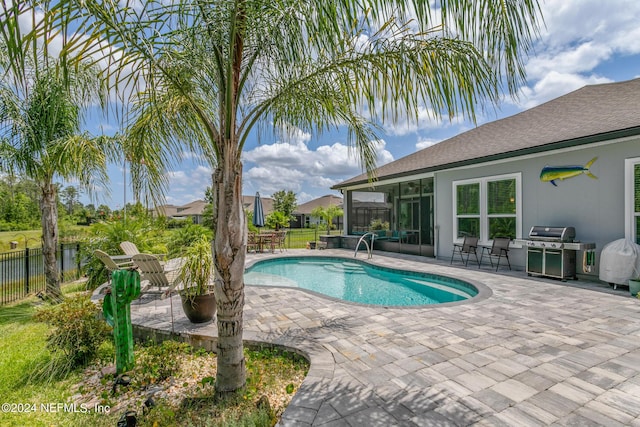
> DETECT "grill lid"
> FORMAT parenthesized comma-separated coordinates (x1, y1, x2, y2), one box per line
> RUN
(528, 226, 575, 242)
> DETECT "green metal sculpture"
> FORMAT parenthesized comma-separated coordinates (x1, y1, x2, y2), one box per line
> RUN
(103, 269, 141, 374)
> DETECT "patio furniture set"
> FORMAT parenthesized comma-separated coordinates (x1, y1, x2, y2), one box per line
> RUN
(247, 230, 287, 253)
(450, 236, 511, 271)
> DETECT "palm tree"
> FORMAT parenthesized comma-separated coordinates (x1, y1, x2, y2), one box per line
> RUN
(312, 205, 344, 235)
(68, 0, 542, 394)
(0, 2, 116, 300)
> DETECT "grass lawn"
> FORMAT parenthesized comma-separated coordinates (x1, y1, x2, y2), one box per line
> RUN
(0, 301, 86, 427)
(0, 285, 308, 427)
(0, 230, 43, 252)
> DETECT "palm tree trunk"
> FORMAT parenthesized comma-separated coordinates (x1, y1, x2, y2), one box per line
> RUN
(41, 183, 62, 301)
(211, 153, 247, 394)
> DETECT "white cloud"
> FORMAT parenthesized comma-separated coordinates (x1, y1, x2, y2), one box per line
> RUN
(514, 0, 640, 107)
(538, 0, 640, 54)
(382, 106, 444, 136)
(516, 71, 612, 109)
(164, 165, 212, 205)
(241, 129, 393, 198)
(415, 137, 441, 151)
(526, 42, 612, 80)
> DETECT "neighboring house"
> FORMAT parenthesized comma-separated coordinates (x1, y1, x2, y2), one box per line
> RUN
(291, 195, 343, 228)
(172, 200, 208, 224)
(153, 200, 207, 224)
(155, 196, 275, 225)
(241, 195, 274, 217)
(333, 78, 640, 278)
(153, 204, 179, 218)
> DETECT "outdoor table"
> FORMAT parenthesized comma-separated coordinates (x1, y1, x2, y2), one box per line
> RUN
(258, 232, 276, 253)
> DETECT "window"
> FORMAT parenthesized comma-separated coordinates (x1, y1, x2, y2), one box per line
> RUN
(625, 158, 640, 243)
(456, 183, 480, 238)
(487, 179, 517, 239)
(453, 173, 521, 242)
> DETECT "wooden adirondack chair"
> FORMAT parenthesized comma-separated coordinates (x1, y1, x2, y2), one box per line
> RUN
(94, 249, 135, 284)
(132, 253, 181, 293)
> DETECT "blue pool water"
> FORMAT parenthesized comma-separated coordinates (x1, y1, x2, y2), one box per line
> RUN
(244, 257, 478, 306)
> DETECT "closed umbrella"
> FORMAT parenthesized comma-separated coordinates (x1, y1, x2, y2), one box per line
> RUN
(253, 192, 265, 228)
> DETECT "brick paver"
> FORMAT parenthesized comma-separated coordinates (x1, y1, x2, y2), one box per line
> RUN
(125, 249, 640, 426)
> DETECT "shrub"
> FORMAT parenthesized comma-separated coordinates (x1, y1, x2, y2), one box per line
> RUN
(34, 294, 112, 367)
(166, 223, 212, 258)
(135, 340, 191, 386)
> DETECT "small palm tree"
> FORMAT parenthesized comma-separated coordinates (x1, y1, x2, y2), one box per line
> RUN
(311, 205, 344, 235)
(0, 3, 117, 299)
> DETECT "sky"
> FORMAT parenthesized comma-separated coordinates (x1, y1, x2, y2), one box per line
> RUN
(79, 0, 640, 209)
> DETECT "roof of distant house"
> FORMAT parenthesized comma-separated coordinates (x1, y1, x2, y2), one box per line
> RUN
(295, 195, 343, 215)
(334, 78, 640, 188)
(173, 200, 207, 216)
(153, 204, 179, 217)
(242, 195, 274, 215)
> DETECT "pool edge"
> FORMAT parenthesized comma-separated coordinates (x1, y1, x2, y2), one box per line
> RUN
(244, 252, 493, 309)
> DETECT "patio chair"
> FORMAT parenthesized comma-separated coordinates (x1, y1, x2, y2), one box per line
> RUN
(247, 233, 259, 253)
(275, 230, 287, 252)
(94, 249, 135, 284)
(479, 237, 512, 271)
(132, 253, 181, 293)
(120, 241, 166, 260)
(450, 236, 480, 267)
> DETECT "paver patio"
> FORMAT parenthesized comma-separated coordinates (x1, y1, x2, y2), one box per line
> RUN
(128, 249, 640, 426)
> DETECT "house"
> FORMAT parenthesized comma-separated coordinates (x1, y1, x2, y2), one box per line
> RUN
(241, 195, 274, 217)
(291, 194, 343, 228)
(172, 200, 208, 224)
(333, 78, 640, 278)
(153, 200, 207, 224)
(155, 196, 275, 225)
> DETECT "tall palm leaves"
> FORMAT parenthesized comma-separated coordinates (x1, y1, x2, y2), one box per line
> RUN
(0, 2, 117, 299)
(64, 0, 541, 393)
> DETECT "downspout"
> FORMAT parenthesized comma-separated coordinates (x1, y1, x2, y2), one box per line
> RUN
(433, 174, 438, 258)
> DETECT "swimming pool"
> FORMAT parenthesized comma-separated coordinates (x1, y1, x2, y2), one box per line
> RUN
(244, 256, 478, 306)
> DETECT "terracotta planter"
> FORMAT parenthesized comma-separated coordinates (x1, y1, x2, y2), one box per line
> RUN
(180, 293, 216, 323)
(629, 279, 640, 297)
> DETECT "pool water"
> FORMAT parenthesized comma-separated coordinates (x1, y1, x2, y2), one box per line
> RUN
(244, 257, 477, 306)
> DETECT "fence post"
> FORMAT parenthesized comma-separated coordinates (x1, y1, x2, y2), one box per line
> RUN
(60, 243, 65, 281)
(77, 243, 81, 279)
(24, 248, 30, 294)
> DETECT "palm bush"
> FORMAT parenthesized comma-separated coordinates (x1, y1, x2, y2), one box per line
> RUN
(179, 236, 214, 298)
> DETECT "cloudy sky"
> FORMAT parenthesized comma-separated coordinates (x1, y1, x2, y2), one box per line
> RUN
(83, 0, 640, 209)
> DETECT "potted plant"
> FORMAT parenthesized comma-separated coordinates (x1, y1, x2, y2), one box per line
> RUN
(629, 265, 640, 297)
(179, 236, 216, 323)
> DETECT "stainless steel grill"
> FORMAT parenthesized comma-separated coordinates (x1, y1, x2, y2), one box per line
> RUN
(515, 226, 595, 280)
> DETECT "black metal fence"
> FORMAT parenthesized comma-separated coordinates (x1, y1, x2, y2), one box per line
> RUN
(0, 243, 81, 305)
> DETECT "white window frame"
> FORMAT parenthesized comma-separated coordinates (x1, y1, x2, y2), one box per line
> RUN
(452, 173, 522, 244)
(624, 157, 640, 241)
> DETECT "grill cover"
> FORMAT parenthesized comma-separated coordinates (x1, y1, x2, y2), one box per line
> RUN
(599, 239, 640, 284)
(528, 226, 575, 242)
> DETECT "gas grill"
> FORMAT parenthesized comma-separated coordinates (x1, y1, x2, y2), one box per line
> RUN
(515, 226, 595, 280)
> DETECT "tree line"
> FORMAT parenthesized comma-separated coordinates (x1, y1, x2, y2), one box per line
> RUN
(0, 175, 117, 232)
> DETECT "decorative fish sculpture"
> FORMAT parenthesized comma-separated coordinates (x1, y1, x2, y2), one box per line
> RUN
(540, 157, 598, 186)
